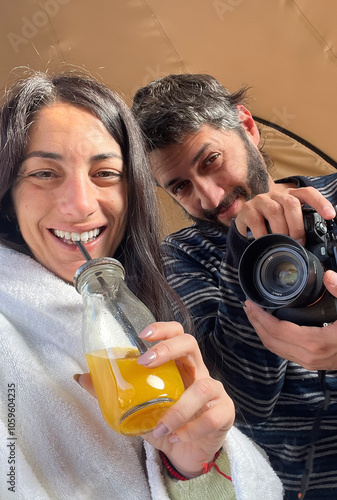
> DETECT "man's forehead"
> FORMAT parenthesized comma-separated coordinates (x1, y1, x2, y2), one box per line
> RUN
(148, 146, 182, 186)
(179, 124, 232, 147)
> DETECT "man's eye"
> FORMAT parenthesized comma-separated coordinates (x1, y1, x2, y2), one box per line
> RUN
(173, 181, 188, 196)
(205, 153, 220, 166)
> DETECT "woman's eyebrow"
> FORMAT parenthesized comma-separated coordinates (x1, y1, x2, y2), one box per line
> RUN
(24, 151, 62, 160)
(91, 152, 123, 161)
(23, 151, 123, 162)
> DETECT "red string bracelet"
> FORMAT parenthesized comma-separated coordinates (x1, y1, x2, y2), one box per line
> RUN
(160, 451, 190, 481)
(202, 449, 232, 481)
(160, 449, 232, 482)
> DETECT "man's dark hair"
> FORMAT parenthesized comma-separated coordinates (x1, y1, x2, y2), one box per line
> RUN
(132, 73, 248, 152)
(133, 73, 273, 171)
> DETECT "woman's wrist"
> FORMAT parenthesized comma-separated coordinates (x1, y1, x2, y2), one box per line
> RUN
(159, 451, 191, 480)
(160, 448, 228, 481)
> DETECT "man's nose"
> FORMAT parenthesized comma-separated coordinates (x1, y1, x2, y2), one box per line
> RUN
(195, 179, 225, 211)
(57, 174, 98, 219)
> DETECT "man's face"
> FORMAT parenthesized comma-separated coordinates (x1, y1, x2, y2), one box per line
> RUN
(149, 124, 270, 230)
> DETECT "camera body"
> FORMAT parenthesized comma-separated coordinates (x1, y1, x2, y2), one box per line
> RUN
(303, 208, 336, 263)
(238, 207, 337, 326)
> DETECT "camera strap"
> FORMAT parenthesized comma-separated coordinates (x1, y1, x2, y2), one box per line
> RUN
(298, 369, 331, 499)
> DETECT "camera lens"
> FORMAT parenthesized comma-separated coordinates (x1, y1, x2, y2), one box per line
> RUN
(238, 233, 325, 310)
(274, 262, 298, 287)
(255, 247, 308, 304)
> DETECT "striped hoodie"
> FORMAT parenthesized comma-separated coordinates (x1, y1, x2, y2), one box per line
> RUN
(161, 174, 337, 500)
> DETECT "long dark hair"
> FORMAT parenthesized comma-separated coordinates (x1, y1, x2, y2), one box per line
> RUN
(0, 70, 191, 328)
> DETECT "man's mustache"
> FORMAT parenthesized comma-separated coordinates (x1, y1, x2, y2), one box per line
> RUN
(203, 187, 248, 221)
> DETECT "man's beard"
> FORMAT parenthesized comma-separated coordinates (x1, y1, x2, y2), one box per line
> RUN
(188, 135, 270, 233)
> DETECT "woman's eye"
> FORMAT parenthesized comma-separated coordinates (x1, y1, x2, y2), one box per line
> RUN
(29, 170, 56, 179)
(94, 170, 123, 179)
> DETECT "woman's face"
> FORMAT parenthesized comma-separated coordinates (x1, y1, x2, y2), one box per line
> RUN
(12, 103, 128, 282)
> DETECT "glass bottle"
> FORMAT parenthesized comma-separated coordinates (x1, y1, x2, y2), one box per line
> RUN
(73, 257, 184, 436)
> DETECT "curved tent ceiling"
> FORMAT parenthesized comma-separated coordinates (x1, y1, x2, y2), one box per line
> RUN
(1, 0, 336, 233)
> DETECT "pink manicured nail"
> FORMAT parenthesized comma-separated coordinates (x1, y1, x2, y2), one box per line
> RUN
(168, 434, 180, 443)
(137, 350, 157, 366)
(152, 422, 170, 438)
(138, 326, 154, 339)
(73, 374, 82, 386)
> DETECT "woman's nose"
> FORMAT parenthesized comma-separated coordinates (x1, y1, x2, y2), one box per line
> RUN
(57, 174, 98, 219)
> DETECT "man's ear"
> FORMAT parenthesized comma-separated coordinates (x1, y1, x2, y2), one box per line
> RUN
(236, 105, 260, 146)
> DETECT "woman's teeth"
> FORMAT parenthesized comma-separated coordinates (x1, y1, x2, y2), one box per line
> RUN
(53, 228, 100, 243)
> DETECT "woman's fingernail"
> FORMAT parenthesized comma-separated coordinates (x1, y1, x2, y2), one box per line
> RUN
(168, 434, 180, 443)
(152, 422, 170, 438)
(137, 350, 157, 366)
(73, 374, 82, 386)
(138, 326, 155, 339)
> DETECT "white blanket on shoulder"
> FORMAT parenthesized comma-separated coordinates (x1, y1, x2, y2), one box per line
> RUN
(0, 246, 283, 500)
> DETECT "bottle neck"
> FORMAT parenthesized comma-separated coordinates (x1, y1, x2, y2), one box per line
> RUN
(73, 257, 125, 295)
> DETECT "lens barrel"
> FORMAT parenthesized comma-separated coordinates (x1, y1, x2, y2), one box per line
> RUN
(238, 234, 325, 310)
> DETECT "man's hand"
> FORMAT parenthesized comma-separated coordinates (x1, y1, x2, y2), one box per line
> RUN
(243, 270, 337, 370)
(235, 185, 336, 244)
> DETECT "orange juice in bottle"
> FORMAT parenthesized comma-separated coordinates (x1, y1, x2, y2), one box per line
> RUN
(74, 257, 185, 436)
(86, 347, 184, 435)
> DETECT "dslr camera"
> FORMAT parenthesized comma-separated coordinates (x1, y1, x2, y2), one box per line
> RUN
(238, 207, 337, 326)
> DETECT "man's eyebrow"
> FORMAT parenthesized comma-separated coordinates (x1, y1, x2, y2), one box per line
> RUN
(164, 143, 211, 190)
(165, 177, 182, 189)
(192, 143, 211, 165)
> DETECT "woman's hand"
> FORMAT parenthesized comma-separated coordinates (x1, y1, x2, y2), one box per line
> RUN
(76, 321, 235, 479)
(136, 321, 235, 478)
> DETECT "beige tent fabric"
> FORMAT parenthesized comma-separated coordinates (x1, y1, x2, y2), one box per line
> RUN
(1, 0, 337, 235)
(258, 122, 337, 180)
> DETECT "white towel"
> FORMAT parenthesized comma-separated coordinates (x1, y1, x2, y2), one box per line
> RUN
(0, 246, 154, 500)
(0, 246, 283, 500)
